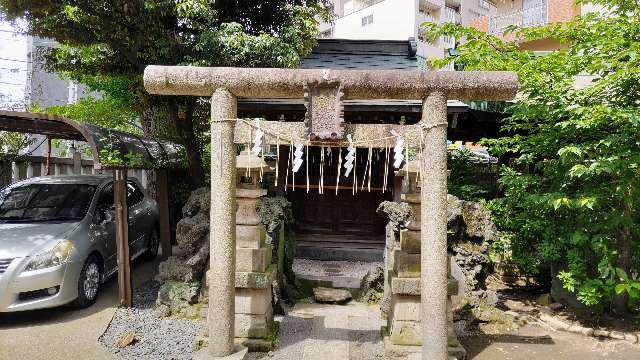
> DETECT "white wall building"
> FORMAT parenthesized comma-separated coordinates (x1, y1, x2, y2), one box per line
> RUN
(0, 20, 88, 111)
(321, 0, 495, 69)
(0, 20, 96, 158)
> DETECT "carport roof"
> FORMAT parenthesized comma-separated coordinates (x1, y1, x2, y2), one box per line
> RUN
(0, 110, 184, 170)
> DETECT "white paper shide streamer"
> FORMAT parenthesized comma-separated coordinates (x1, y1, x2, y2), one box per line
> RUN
(343, 134, 356, 177)
(251, 128, 264, 156)
(292, 143, 304, 173)
(390, 129, 405, 169)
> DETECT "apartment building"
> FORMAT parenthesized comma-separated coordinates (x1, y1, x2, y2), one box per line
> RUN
(320, 0, 495, 69)
(471, 0, 602, 51)
(0, 20, 93, 158)
(0, 20, 88, 111)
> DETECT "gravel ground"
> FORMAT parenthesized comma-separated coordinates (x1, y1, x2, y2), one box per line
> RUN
(99, 281, 205, 360)
(293, 258, 383, 278)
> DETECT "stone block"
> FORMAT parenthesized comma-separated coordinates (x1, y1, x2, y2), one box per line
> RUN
(391, 276, 459, 296)
(391, 294, 420, 321)
(236, 225, 266, 249)
(394, 251, 420, 278)
(399, 230, 421, 254)
(236, 188, 267, 199)
(401, 193, 421, 204)
(389, 319, 421, 345)
(235, 265, 277, 289)
(234, 308, 272, 338)
(236, 246, 271, 272)
(236, 197, 262, 226)
(235, 288, 272, 315)
(401, 194, 421, 231)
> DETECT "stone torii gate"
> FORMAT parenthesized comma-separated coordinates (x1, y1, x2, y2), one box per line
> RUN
(144, 66, 518, 360)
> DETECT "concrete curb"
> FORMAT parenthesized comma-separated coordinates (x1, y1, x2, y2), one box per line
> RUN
(538, 312, 639, 344)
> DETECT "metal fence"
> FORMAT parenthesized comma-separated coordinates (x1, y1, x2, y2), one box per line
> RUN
(0, 155, 149, 189)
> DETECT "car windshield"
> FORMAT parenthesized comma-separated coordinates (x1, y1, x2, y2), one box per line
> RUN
(0, 183, 97, 222)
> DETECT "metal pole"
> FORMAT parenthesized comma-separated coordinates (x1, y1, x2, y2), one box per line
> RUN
(156, 169, 172, 259)
(45, 137, 52, 175)
(114, 169, 132, 307)
(420, 92, 448, 360)
(207, 88, 238, 356)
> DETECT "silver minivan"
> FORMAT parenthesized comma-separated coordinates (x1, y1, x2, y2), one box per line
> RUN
(0, 175, 159, 312)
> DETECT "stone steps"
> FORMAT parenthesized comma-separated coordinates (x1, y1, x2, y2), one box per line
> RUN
(291, 302, 381, 360)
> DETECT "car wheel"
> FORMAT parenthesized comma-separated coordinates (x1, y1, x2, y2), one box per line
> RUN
(74, 255, 102, 308)
(143, 228, 160, 261)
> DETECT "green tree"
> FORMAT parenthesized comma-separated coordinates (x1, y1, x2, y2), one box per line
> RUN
(425, 1, 640, 313)
(0, 0, 329, 186)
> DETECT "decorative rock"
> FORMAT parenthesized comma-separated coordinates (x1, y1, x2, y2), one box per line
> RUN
(581, 327, 595, 336)
(156, 280, 201, 317)
(359, 266, 384, 303)
(176, 212, 209, 254)
(593, 329, 611, 338)
(376, 201, 412, 232)
(539, 312, 569, 331)
(157, 255, 203, 282)
(115, 331, 137, 348)
(537, 293, 551, 306)
(460, 200, 496, 241)
(182, 186, 210, 217)
(610, 331, 626, 340)
(313, 287, 352, 304)
(549, 302, 564, 311)
(624, 333, 638, 344)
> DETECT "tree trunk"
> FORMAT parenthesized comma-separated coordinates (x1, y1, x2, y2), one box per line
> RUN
(169, 98, 205, 188)
(140, 104, 158, 199)
(613, 197, 633, 315)
(613, 224, 632, 315)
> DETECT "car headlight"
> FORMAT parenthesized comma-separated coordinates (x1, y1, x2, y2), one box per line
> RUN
(24, 240, 74, 271)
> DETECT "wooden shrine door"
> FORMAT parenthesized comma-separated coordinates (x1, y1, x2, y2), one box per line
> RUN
(283, 146, 394, 248)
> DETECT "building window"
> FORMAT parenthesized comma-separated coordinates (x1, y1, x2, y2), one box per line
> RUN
(479, 0, 491, 9)
(361, 14, 373, 26)
(319, 29, 333, 38)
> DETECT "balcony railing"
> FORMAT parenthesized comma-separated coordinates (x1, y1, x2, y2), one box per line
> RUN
(489, 1, 547, 34)
(443, 6, 462, 24)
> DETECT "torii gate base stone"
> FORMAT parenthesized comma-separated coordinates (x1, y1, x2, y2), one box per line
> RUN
(144, 66, 518, 360)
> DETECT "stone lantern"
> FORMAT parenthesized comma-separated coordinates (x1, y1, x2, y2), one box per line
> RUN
(236, 149, 271, 189)
(233, 149, 276, 351)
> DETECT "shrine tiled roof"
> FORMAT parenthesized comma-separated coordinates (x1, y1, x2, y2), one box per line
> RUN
(300, 39, 418, 70)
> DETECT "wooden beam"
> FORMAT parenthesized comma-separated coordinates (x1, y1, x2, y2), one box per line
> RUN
(233, 120, 423, 148)
(114, 169, 132, 307)
(156, 169, 172, 259)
